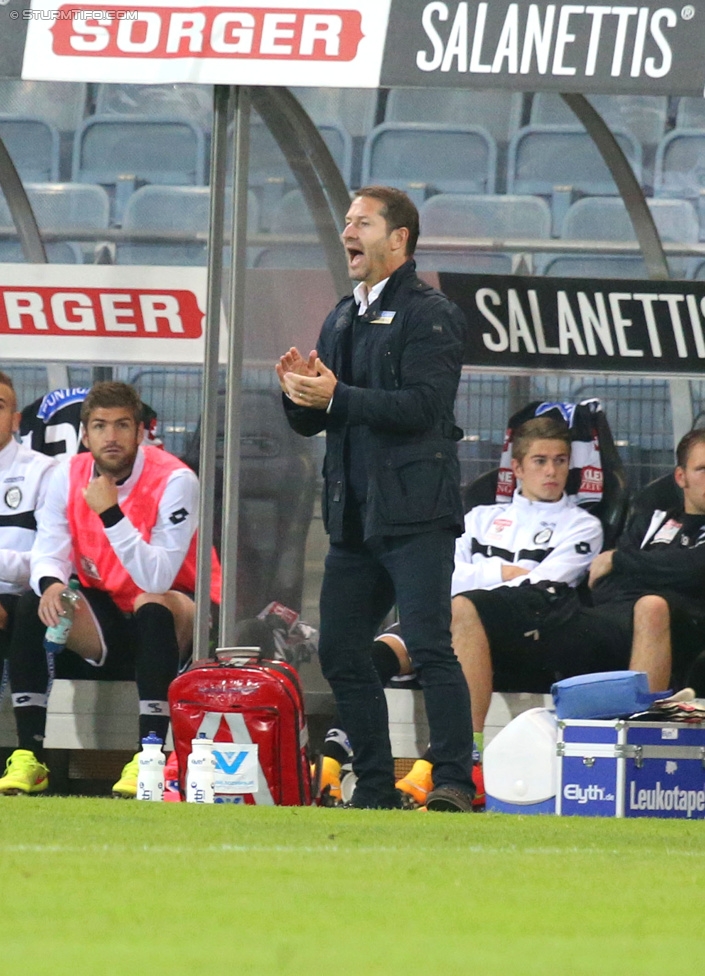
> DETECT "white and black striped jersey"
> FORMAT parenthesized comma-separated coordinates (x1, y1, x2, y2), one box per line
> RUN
(0, 438, 57, 595)
(451, 490, 603, 598)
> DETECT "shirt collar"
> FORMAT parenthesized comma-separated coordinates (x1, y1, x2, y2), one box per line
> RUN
(513, 488, 570, 511)
(353, 277, 389, 315)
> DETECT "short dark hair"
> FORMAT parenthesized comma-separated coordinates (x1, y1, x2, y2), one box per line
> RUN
(512, 417, 571, 463)
(81, 381, 143, 427)
(0, 371, 16, 410)
(676, 428, 705, 469)
(354, 185, 420, 256)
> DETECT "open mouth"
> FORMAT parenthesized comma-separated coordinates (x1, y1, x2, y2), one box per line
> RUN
(346, 246, 364, 267)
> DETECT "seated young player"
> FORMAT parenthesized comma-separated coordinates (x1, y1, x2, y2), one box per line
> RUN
(569, 427, 705, 695)
(321, 416, 604, 808)
(0, 372, 57, 688)
(0, 381, 220, 797)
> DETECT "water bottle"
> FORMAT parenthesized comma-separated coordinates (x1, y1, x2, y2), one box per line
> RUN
(186, 733, 215, 804)
(136, 732, 166, 802)
(43, 579, 81, 654)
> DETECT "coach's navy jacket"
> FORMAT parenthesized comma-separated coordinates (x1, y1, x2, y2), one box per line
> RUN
(283, 260, 467, 544)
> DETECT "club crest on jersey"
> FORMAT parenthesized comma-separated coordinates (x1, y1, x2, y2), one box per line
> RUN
(4, 486, 21, 509)
(80, 555, 102, 580)
(533, 528, 553, 546)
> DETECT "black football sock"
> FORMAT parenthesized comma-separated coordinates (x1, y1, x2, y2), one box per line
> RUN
(371, 638, 403, 685)
(8, 590, 50, 761)
(134, 603, 180, 747)
(323, 726, 352, 765)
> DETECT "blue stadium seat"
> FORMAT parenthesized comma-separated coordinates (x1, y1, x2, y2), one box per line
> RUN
(386, 89, 524, 148)
(0, 81, 88, 179)
(290, 88, 378, 138)
(507, 125, 642, 235)
(246, 117, 353, 229)
(417, 193, 551, 275)
(0, 182, 109, 263)
(117, 185, 259, 266)
(542, 196, 698, 280)
(0, 241, 82, 264)
(0, 116, 60, 182)
(253, 189, 329, 269)
(361, 123, 496, 205)
(72, 116, 207, 224)
(94, 83, 213, 129)
(654, 130, 705, 239)
(675, 97, 705, 130)
(531, 93, 668, 150)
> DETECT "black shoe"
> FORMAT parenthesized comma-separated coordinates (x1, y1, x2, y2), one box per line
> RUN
(426, 786, 475, 812)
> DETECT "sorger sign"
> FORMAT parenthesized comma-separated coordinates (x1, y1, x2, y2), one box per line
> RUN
(0, 264, 225, 365)
(50, 6, 364, 61)
(21, 0, 392, 86)
(1, 287, 201, 335)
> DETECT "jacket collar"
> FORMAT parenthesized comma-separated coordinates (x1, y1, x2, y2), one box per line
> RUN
(336, 259, 418, 331)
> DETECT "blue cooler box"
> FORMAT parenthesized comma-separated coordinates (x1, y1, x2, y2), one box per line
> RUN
(556, 719, 705, 819)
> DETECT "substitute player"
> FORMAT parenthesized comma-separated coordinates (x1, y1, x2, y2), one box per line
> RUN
(0, 371, 56, 685)
(0, 381, 220, 797)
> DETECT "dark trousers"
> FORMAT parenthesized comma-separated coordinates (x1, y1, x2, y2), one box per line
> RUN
(318, 528, 474, 806)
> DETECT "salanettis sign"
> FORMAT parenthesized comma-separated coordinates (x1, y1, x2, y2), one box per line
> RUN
(20, 0, 392, 85)
(440, 272, 705, 374)
(11, 0, 705, 92)
(0, 263, 227, 364)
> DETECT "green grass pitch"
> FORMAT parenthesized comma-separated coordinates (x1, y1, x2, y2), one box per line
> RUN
(0, 799, 702, 975)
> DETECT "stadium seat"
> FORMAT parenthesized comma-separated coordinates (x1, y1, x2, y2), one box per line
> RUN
(530, 92, 668, 153)
(507, 125, 642, 235)
(675, 97, 705, 130)
(72, 116, 207, 223)
(290, 87, 379, 187)
(360, 123, 497, 205)
(386, 88, 524, 147)
(253, 189, 333, 269)
(654, 130, 705, 239)
(0, 182, 110, 263)
(386, 88, 524, 191)
(417, 193, 551, 275)
(0, 241, 82, 264)
(117, 185, 259, 267)
(94, 83, 213, 129)
(542, 196, 698, 280)
(0, 80, 88, 178)
(246, 117, 353, 230)
(0, 116, 60, 182)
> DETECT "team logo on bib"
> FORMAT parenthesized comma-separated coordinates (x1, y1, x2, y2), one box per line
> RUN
(534, 528, 553, 546)
(80, 555, 102, 580)
(4, 486, 21, 509)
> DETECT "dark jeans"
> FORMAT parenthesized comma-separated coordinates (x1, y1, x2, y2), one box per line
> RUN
(318, 528, 474, 806)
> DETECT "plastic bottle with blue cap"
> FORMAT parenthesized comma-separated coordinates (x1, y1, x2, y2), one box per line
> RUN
(136, 732, 166, 802)
(186, 732, 215, 803)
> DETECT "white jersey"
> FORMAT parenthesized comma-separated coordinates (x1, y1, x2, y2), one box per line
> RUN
(451, 490, 603, 598)
(0, 438, 57, 596)
(30, 444, 200, 596)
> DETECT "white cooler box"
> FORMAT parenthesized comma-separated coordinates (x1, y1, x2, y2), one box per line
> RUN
(556, 719, 705, 819)
(484, 707, 558, 814)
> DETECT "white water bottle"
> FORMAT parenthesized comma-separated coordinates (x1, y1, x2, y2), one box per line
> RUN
(43, 579, 81, 654)
(186, 733, 215, 804)
(136, 732, 166, 801)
